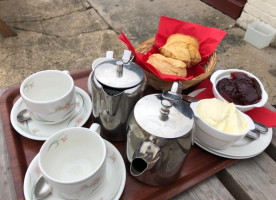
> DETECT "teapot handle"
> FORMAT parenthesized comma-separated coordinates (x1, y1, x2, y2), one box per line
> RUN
(106, 51, 114, 59)
(171, 81, 182, 94)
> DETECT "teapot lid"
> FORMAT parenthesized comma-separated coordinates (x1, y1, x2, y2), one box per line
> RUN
(134, 83, 194, 138)
(94, 59, 144, 89)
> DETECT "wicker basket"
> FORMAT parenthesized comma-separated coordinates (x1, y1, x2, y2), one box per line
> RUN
(135, 37, 217, 91)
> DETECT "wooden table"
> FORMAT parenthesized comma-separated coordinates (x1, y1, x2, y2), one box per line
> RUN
(0, 68, 275, 200)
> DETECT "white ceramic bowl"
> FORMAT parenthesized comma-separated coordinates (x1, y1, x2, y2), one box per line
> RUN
(210, 69, 268, 112)
(190, 101, 255, 150)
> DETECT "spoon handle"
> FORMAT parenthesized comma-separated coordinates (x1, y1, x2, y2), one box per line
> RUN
(246, 130, 260, 139)
(253, 121, 268, 133)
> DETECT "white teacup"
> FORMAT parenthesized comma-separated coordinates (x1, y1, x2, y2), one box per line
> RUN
(20, 70, 75, 124)
(38, 123, 106, 200)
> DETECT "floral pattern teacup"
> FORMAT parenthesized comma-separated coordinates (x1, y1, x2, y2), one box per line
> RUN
(20, 70, 76, 124)
(38, 123, 106, 199)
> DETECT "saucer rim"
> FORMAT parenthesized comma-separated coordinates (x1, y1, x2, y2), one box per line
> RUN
(87, 72, 92, 96)
(10, 86, 92, 141)
(23, 139, 126, 200)
(105, 139, 126, 200)
(195, 128, 272, 159)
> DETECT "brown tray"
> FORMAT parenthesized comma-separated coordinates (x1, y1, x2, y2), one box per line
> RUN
(0, 68, 237, 200)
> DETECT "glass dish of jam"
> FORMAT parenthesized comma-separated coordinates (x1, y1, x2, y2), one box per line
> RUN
(216, 72, 262, 106)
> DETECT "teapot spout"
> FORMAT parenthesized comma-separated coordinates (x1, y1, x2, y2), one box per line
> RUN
(130, 141, 160, 177)
(130, 157, 148, 176)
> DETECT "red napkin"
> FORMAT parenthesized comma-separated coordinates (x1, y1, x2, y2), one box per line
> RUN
(194, 79, 276, 128)
(118, 16, 227, 81)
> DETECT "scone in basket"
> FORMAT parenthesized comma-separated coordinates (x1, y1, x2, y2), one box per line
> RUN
(135, 37, 217, 91)
(118, 16, 226, 91)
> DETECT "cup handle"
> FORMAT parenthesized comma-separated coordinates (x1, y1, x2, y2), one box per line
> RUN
(90, 123, 101, 135)
(62, 70, 70, 75)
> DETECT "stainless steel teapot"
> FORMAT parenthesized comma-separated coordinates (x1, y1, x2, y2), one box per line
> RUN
(126, 82, 195, 185)
(90, 51, 147, 141)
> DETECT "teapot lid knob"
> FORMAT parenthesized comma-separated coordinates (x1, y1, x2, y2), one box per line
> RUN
(160, 99, 172, 121)
(116, 61, 123, 78)
(159, 82, 181, 121)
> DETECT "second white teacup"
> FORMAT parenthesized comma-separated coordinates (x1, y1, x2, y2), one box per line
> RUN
(38, 123, 106, 200)
(20, 70, 75, 124)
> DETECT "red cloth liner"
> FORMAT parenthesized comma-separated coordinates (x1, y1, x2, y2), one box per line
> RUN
(194, 79, 276, 128)
(118, 16, 227, 81)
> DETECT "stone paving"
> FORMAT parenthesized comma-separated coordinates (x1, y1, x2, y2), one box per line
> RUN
(0, 0, 275, 105)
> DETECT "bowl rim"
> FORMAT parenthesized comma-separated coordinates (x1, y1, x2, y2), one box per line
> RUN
(210, 69, 268, 110)
(190, 100, 255, 137)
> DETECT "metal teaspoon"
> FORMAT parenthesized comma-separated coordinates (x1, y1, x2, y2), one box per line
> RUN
(34, 176, 51, 199)
(17, 109, 31, 122)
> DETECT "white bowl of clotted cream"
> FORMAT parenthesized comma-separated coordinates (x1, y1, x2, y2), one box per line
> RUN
(190, 98, 255, 150)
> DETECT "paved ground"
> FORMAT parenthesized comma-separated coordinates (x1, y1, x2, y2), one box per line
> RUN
(0, 0, 275, 105)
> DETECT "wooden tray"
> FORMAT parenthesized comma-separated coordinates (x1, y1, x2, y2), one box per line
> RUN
(0, 68, 237, 200)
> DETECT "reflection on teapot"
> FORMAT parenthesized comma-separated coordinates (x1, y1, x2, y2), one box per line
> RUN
(126, 82, 195, 185)
(91, 51, 147, 141)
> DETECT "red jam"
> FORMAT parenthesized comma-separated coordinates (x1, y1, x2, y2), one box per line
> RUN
(216, 72, 262, 106)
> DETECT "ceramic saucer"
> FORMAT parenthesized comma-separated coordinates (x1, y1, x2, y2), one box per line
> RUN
(10, 87, 92, 141)
(188, 88, 273, 159)
(195, 128, 272, 159)
(88, 71, 93, 96)
(23, 140, 126, 200)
